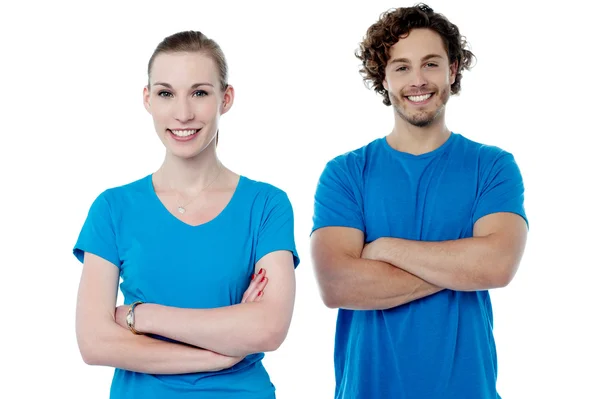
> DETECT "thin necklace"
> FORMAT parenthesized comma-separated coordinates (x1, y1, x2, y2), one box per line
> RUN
(175, 164, 223, 214)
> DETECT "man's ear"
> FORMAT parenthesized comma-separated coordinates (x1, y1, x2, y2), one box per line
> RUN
(450, 61, 458, 85)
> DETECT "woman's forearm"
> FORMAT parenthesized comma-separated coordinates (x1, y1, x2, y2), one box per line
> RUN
(130, 252, 296, 357)
(78, 322, 238, 374)
(134, 302, 289, 357)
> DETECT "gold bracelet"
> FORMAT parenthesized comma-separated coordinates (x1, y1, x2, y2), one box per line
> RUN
(125, 301, 144, 335)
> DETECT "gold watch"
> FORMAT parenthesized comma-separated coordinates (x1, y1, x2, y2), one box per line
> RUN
(125, 301, 144, 335)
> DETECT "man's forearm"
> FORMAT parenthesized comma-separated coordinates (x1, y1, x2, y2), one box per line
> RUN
(79, 323, 234, 374)
(317, 256, 443, 310)
(135, 302, 286, 357)
(366, 236, 510, 291)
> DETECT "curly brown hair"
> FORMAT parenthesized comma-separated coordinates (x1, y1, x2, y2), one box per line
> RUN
(355, 3, 475, 106)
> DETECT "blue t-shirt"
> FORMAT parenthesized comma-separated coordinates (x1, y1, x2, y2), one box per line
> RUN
(73, 174, 300, 399)
(312, 133, 528, 399)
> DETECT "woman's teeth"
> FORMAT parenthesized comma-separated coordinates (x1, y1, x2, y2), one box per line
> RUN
(170, 129, 198, 137)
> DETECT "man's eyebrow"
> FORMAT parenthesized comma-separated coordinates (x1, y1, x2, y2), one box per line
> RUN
(388, 54, 444, 64)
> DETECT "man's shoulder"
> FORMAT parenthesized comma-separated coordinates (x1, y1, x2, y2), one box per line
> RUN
(322, 137, 383, 174)
(453, 133, 515, 163)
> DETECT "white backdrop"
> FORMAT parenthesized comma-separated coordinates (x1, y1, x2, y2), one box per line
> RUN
(1, 0, 598, 398)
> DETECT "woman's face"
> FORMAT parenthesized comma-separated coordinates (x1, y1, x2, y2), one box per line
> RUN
(144, 51, 233, 159)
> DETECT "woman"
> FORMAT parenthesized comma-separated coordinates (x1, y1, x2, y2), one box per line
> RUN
(73, 30, 300, 398)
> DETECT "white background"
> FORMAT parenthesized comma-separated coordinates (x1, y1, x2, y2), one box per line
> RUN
(1, 0, 598, 398)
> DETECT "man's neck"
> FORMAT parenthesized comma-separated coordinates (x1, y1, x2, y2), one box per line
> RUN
(387, 116, 451, 156)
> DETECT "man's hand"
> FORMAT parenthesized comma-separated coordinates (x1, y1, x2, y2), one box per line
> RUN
(241, 268, 269, 303)
(361, 240, 379, 261)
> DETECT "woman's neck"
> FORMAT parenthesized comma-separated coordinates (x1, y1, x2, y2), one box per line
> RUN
(154, 147, 223, 195)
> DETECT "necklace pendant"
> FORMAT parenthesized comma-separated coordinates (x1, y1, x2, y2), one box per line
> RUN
(178, 206, 186, 214)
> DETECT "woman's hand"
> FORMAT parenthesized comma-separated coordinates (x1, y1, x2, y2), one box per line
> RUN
(114, 304, 129, 329)
(241, 268, 269, 303)
(114, 268, 269, 331)
(210, 351, 246, 371)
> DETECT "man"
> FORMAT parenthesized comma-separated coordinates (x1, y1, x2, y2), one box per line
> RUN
(310, 3, 528, 398)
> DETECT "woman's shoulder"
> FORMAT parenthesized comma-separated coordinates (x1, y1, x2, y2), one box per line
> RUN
(233, 175, 296, 230)
(237, 175, 290, 202)
(91, 174, 152, 206)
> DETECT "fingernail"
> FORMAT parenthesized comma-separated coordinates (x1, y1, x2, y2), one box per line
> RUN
(258, 291, 263, 296)
(261, 276, 266, 282)
(259, 268, 264, 274)
(251, 274, 255, 280)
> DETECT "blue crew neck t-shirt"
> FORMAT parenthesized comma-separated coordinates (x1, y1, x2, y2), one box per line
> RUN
(312, 133, 528, 399)
(73, 174, 300, 399)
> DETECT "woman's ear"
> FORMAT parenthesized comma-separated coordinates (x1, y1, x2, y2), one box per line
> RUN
(221, 85, 235, 115)
(143, 85, 152, 113)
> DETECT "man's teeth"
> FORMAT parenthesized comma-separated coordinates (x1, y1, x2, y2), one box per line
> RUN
(407, 94, 432, 102)
(170, 129, 198, 137)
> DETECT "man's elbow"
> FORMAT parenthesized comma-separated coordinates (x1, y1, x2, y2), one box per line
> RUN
(488, 260, 520, 289)
(497, 266, 518, 288)
(314, 271, 344, 308)
(320, 288, 342, 309)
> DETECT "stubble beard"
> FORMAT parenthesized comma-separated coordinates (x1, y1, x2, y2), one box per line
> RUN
(390, 86, 451, 128)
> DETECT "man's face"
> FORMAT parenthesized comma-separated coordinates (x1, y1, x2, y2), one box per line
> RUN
(383, 28, 457, 127)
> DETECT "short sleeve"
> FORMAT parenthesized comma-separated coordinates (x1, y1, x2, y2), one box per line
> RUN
(255, 191, 300, 268)
(311, 157, 365, 234)
(473, 151, 529, 229)
(73, 191, 121, 269)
